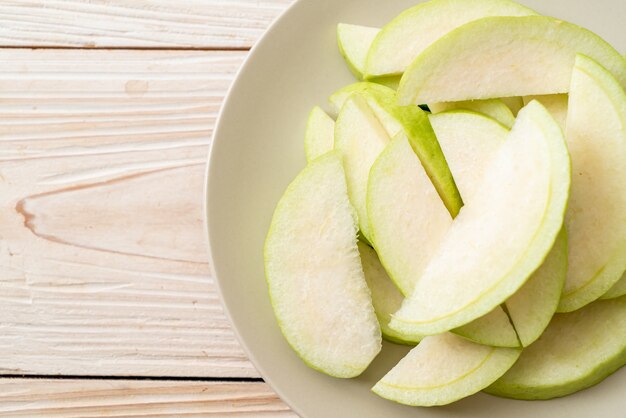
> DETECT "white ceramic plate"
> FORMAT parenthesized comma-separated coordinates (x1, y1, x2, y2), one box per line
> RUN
(206, 1, 626, 416)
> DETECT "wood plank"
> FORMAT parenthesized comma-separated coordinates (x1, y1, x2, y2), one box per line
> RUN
(0, 379, 295, 417)
(0, 48, 261, 377)
(0, 0, 292, 49)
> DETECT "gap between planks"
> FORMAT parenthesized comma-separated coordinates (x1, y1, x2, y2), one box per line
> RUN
(0, 374, 263, 383)
(0, 45, 251, 51)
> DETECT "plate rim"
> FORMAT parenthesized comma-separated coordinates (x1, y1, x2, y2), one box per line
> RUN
(204, 0, 307, 414)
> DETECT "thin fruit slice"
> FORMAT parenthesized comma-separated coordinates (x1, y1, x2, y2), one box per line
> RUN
(453, 306, 520, 348)
(603, 273, 626, 299)
(558, 55, 626, 312)
(430, 110, 567, 347)
(523, 94, 568, 131)
(368, 112, 516, 346)
(429, 110, 508, 200)
(372, 333, 521, 406)
(334, 95, 391, 242)
(428, 110, 517, 347)
(367, 132, 452, 295)
(331, 82, 463, 217)
(398, 16, 626, 105)
(364, 0, 536, 78)
(304, 106, 335, 162)
(505, 228, 568, 347)
(264, 152, 381, 378)
(337, 23, 380, 80)
(429, 99, 515, 128)
(359, 242, 420, 345)
(335, 25, 400, 89)
(389, 101, 570, 337)
(487, 297, 626, 400)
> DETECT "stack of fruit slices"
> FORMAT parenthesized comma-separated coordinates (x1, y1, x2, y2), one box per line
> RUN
(264, 0, 626, 407)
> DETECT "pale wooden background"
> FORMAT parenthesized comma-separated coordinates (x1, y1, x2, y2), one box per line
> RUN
(0, 0, 298, 416)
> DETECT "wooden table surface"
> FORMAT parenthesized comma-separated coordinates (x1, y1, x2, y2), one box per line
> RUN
(0, 1, 298, 416)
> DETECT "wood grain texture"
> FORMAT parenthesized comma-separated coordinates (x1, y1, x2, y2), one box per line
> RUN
(0, 0, 293, 48)
(0, 379, 295, 417)
(0, 48, 261, 377)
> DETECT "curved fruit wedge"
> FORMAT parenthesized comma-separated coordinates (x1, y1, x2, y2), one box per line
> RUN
(369, 113, 527, 346)
(372, 333, 521, 406)
(522, 94, 568, 131)
(429, 100, 515, 128)
(331, 82, 463, 217)
(453, 306, 519, 348)
(334, 95, 391, 242)
(431, 110, 567, 347)
(390, 101, 570, 336)
(429, 110, 516, 347)
(429, 110, 508, 200)
(486, 297, 626, 400)
(505, 228, 568, 347)
(359, 242, 420, 345)
(304, 106, 335, 162)
(264, 152, 381, 378)
(367, 132, 452, 295)
(603, 273, 626, 299)
(368, 104, 566, 346)
(364, 0, 536, 79)
(398, 16, 626, 105)
(558, 55, 626, 312)
(337, 23, 380, 80)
